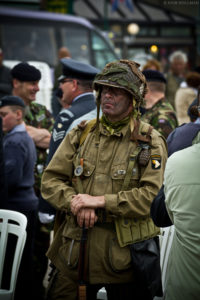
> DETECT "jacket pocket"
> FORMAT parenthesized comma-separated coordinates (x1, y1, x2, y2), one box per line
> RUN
(108, 237, 132, 272)
(72, 159, 95, 192)
(111, 163, 140, 192)
(82, 159, 95, 177)
(59, 216, 81, 270)
(59, 237, 80, 270)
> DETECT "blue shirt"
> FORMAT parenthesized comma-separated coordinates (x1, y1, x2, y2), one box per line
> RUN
(3, 123, 38, 211)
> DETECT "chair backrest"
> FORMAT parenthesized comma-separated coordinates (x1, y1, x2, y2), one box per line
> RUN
(159, 225, 175, 290)
(0, 209, 27, 300)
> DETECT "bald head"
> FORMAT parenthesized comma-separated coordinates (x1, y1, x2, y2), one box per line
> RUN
(58, 47, 71, 59)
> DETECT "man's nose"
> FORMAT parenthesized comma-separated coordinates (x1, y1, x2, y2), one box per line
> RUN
(35, 84, 40, 92)
(104, 88, 113, 96)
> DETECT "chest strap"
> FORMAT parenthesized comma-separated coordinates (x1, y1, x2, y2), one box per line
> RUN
(121, 146, 142, 191)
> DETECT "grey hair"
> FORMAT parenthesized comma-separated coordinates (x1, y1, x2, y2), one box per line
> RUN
(169, 50, 188, 63)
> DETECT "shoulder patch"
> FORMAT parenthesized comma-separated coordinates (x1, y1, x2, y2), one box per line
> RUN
(151, 154, 161, 169)
(158, 119, 166, 123)
(61, 109, 74, 118)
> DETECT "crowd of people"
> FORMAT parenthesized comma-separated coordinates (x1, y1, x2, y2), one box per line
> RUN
(0, 46, 200, 300)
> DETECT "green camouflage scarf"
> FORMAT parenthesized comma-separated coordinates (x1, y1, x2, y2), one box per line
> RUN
(100, 114, 130, 134)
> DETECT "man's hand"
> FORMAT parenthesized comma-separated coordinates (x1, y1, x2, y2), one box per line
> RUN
(77, 208, 98, 228)
(26, 125, 51, 148)
(71, 194, 105, 216)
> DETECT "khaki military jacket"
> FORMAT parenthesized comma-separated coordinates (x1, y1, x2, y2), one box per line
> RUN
(41, 120, 167, 284)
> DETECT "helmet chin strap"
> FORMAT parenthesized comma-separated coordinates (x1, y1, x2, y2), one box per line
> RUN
(95, 90, 101, 145)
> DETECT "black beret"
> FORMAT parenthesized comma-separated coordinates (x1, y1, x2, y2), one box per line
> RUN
(11, 62, 41, 82)
(58, 58, 100, 82)
(142, 70, 166, 84)
(0, 95, 25, 108)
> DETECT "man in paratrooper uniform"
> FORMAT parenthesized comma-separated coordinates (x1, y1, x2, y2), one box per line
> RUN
(41, 60, 168, 300)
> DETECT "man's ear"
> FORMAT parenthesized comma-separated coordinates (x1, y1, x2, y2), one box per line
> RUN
(13, 78, 20, 89)
(72, 79, 78, 92)
(16, 109, 23, 121)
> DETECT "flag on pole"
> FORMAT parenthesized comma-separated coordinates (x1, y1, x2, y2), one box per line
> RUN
(111, 0, 119, 12)
(125, 0, 134, 12)
(111, 0, 134, 12)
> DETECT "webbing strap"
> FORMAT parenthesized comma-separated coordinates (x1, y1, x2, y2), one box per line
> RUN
(77, 176, 84, 194)
(79, 119, 96, 146)
(121, 146, 141, 191)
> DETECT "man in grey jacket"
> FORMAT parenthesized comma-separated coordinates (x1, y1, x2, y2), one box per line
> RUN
(163, 134, 200, 300)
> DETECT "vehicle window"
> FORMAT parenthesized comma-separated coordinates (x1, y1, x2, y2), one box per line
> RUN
(91, 32, 117, 70)
(60, 25, 90, 64)
(1, 24, 57, 67)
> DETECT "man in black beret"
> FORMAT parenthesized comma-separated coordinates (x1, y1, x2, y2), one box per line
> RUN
(47, 58, 99, 163)
(11, 62, 55, 299)
(141, 69, 178, 139)
(0, 95, 39, 300)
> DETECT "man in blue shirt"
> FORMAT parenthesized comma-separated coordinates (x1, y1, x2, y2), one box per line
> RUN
(47, 58, 99, 163)
(0, 95, 38, 300)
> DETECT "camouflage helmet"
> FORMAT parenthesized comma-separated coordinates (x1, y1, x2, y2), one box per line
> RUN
(93, 59, 147, 104)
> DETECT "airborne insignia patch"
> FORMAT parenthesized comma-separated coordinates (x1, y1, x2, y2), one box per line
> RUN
(151, 154, 161, 169)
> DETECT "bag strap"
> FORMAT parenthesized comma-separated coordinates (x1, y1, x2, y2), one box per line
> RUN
(53, 119, 96, 234)
(122, 120, 153, 191)
(121, 146, 141, 191)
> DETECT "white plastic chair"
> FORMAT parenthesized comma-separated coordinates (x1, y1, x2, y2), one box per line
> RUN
(153, 225, 175, 300)
(159, 226, 175, 290)
(97, 287, 107, 300)
(0, 209, 27, 300)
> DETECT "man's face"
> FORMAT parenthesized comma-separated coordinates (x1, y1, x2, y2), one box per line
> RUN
(59, 78, 75, 108)
(0, 106, 20, 132)
(101, 86, 133, 122)
(171, 59, 186, 76)
(13, 79, 40, 105)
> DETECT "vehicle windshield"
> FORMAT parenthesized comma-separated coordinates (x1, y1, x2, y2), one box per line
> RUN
(0, 18, 118, 69)
(1, 24, 57, 67)
(92, 32, 117, 70)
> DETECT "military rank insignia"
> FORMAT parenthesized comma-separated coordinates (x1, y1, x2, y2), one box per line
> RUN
(151, 154, 161, 169)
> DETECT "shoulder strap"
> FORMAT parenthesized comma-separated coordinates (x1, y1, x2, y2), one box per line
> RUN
(121, 146, 141, 191)
(79, 119, 96, 146)
(131, 119, 153, 144)
(122, 120, 153, 191)
(53, 119, 96, 234)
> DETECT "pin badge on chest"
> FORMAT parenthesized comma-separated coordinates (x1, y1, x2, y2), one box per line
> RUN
(74, 158, 84, 176)
(74, 165, 83, 176)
